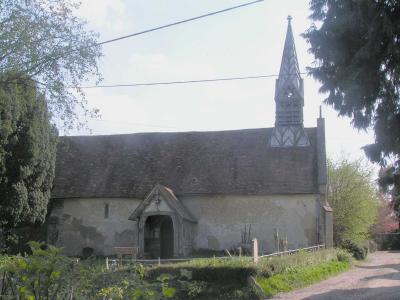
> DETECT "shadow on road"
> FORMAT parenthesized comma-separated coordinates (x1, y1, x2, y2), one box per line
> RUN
(302, 286, 400, 300)
(357, 264, 400, 271)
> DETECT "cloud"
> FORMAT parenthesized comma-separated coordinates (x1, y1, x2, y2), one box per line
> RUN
(127, 53, 217, 81)
(75, 0, 127, 33)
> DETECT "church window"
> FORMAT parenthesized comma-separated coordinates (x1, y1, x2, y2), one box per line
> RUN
(104, 203, 109, 218)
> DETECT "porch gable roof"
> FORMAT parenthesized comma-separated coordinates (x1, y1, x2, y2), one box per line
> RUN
(128, 184, 197, 223)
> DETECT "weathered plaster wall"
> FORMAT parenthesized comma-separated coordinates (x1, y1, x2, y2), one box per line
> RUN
(50, 194, 319, 256)
(49, 198, 141, 256)
(181, 194, 319, 253)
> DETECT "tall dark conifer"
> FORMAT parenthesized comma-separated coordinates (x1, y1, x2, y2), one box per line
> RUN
(304, 0, 400, 218)
(0, 73, 58, 252)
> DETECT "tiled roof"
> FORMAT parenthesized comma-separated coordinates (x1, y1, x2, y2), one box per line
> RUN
(52, 127, 318, 199)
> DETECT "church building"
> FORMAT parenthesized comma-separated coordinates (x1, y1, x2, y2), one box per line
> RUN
(48, 18, 333, 258)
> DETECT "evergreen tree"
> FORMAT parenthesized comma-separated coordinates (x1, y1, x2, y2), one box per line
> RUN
(304, 0, 400, 218)
(0, 73, 58, 251)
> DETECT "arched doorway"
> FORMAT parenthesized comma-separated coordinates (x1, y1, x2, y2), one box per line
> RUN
(144, 215, 174, 258)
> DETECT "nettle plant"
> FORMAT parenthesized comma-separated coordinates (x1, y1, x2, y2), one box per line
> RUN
(96, 271, 176, 300)
(0, 242, 176, 300)
(0, 241, 74, 299)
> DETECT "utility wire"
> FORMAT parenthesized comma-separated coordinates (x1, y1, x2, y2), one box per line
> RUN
(96, 0, 264, 47)
(0, 0, 264, 73)
(76, 72, 308, 89)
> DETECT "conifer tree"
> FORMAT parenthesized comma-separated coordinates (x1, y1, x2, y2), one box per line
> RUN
(0, 73, 58, 251)
(304, 0, 400, 217)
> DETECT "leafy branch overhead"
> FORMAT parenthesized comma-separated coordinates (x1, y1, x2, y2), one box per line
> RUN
(0, 0, 102, 128)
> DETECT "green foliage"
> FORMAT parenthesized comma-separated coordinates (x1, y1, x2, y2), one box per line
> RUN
(328, 157, 379, 245)
(0, 241, 74, 299)
(0, 246, 352, 300)
(256, 249, 339, 277)
(147, 257, 256, 284)
(0, 74, 58, 253)
(256, 260, 350, 298)
(0, 0, 102, 128)
(303, 0, 400, 219)
(335, 249, 353, 264)
(179, 280, 207, 298)
(0, 242, 179, 300)
(146, 249, 345, 299)
(341, 240, 369, 260)
(95, 276, 164, 300)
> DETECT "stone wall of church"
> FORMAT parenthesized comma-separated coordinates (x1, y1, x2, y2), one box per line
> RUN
(48, 198, 141, 256)
(49, 194, 319, 256)
(181, 194, 319, 254)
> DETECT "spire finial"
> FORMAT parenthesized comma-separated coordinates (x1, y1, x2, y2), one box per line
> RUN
(287, 15, 292, 24)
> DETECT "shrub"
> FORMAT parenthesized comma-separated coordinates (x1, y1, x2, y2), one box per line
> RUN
(147, 265, 256, 283)
(256, 249, 338, 277)
(0, 241, 74, 299)
(367, 240, 378, 253)
(341, 240, 368, 260)
(336, 249, 353, 263)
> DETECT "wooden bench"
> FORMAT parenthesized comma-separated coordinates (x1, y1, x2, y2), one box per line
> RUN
(113, 246, 139, 260)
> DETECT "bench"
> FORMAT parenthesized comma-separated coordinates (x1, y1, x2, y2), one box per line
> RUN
(113, 246, 139, 260)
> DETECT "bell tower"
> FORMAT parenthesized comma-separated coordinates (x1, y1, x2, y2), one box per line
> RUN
(270, 16, 310, 147)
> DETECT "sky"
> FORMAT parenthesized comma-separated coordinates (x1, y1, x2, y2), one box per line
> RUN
(70, 0, 375, 164)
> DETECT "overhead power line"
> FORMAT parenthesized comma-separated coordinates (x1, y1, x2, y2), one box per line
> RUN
(96, 0, 265, 47)
(0, 0, 264, 73)
(76, 72, 308, 89)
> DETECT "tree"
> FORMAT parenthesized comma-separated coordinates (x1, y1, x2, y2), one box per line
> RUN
(303, 1, 400, 218)
(0, 72, 58, 252)
(328, 157, 378, 245)
(372, 193, 399, 234)
(0, 0, 102, 128)
(378, 166, 400, 228)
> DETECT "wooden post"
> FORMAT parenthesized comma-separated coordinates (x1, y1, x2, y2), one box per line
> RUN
(105, 257, 109, 270)
(252, 238, 259, 263)
(158, 257, 161, 266)
(274, 228, 280, 253)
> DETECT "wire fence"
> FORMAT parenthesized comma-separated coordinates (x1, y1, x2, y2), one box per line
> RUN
(107, 244, 326, 268)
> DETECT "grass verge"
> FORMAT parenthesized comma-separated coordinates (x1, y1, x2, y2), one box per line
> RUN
(146, 249, 353, 299)
(256, 260, 351, 298)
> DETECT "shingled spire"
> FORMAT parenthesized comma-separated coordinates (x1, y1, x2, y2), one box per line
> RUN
(270, 16, 310, 147)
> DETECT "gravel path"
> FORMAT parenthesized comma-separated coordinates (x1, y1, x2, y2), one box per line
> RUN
(273, 251, 400, 300)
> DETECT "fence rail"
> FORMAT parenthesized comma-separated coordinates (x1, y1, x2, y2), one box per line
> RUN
(259, 244, 325, 258)
(108, 244, 326, 266)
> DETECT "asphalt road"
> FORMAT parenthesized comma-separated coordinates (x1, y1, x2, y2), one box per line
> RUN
(273, 251, 400, 300)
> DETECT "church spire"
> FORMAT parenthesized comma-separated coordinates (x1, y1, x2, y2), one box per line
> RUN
(270, 17, 309, 147)
(275, 15, 303, 108)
